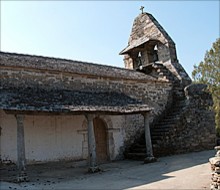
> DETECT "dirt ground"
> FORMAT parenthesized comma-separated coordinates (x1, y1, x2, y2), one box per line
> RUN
(0, 150, 214, 190)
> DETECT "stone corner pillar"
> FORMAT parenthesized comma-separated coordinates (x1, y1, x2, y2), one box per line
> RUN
(15, 114, 29, 182)
(142, 112, 157, 164)
(85, 114, 100, 173)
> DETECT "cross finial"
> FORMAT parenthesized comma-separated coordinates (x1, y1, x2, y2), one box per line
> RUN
(140, 6, 144, 14)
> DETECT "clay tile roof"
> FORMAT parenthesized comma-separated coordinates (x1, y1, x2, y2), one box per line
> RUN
(0, 87, 152, 114)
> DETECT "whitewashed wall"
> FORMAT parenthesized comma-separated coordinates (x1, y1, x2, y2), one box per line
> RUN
(0, 110, 125, 164)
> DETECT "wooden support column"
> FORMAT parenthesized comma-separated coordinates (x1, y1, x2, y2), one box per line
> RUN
(85, 114, 100, 172)
(15, 114, 28, 182)
(142, 112, 157, 163)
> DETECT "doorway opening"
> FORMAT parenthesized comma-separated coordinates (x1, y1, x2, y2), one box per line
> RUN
(93, 117, 108, 164)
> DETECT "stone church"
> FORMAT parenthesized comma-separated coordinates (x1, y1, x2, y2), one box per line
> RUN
(0, 10, 216, 180)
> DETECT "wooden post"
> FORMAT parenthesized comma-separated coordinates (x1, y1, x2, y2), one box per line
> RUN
(15, 114, 28, 182)
(143, 112, 157, 163)
(85, 114, 100, 172)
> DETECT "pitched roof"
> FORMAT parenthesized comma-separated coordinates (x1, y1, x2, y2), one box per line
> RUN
(0, 51, 158, 82)
(0, 87, 152, 115)
(119, 36, 151, 55)
(120, 12, 175, 55)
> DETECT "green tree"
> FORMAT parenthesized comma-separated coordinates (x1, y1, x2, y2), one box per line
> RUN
(192, 38, 220, 135)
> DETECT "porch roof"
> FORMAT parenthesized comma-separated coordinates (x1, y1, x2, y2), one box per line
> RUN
(0, 87, 152, 115)
(119, 36, 151, 55)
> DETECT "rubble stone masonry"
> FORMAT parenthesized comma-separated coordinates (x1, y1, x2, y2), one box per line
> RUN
(0, 53, 173, 154)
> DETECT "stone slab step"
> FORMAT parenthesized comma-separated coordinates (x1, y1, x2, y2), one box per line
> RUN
(151, 128, 170, 132)
(151, 132, 169, 137)
(131, 144, 145, 149)
(129, 148, 146, 153)
(154, 123, 174, 128)
(126, 153, 146, 160)
(163, 117, 181, 121)
(151, 136, 162, 141)
(166, 116, 181, 120)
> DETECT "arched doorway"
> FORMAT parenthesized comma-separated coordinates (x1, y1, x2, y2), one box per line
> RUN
(93, 117, 108, 164)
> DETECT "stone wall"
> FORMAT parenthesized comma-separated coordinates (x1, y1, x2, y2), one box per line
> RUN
(0, 62, 173, 162)
(209, 146, 220, 190)
(182, 84, 216, 151)
(155, 84, 216, 155)
(0, 66, 173, 117)
(121, 12, 191, 86)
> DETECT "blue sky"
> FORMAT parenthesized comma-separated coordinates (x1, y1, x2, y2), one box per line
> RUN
(1, 1, 219, 77)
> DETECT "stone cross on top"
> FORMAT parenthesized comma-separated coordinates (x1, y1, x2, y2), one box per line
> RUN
(140, 6, 144, 14)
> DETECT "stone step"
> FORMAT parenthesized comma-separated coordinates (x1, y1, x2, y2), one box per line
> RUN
(171, 109, 184, 113)
(162, 118, 180, 122)
(166, 115, 181, 120)
(151, 136, 162, 141)
(151, 134, 163, 138)
(170, 106, 183, 112)
(173, 103, 185, 107)
(126, 98, 187, 160)
(153, 122, 173, 127)
(151, 131, 169, 137)
(150, 127, 172, 135)
(151, 127, 172, 132)
(153, 123, 174, 127)
(126, 153, 146, 160)
(131, 144, 145, 149)
(167, 109, 183, 115)
(129, 147, 146, 153)
(155, 121, 176, 126)
(151, 127, 170, 132)
(138, 138, 146, 143)
(152, 144, 160, 148)
(169, 105, 183, 110)
(158, 121, 177, 126)
(159, 117, 178, 122)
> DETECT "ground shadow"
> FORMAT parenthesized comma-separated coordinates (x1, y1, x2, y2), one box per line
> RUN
(0, 150, 214, 190)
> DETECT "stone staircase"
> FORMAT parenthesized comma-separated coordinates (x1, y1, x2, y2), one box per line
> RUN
(143, 63, 186, 100)
(126, 98, 187, 160)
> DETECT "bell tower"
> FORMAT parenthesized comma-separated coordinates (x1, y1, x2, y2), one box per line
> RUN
(119, 7, 191, 86)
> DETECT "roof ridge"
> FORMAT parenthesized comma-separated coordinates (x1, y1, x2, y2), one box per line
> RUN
(0, 51, 133, 72)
